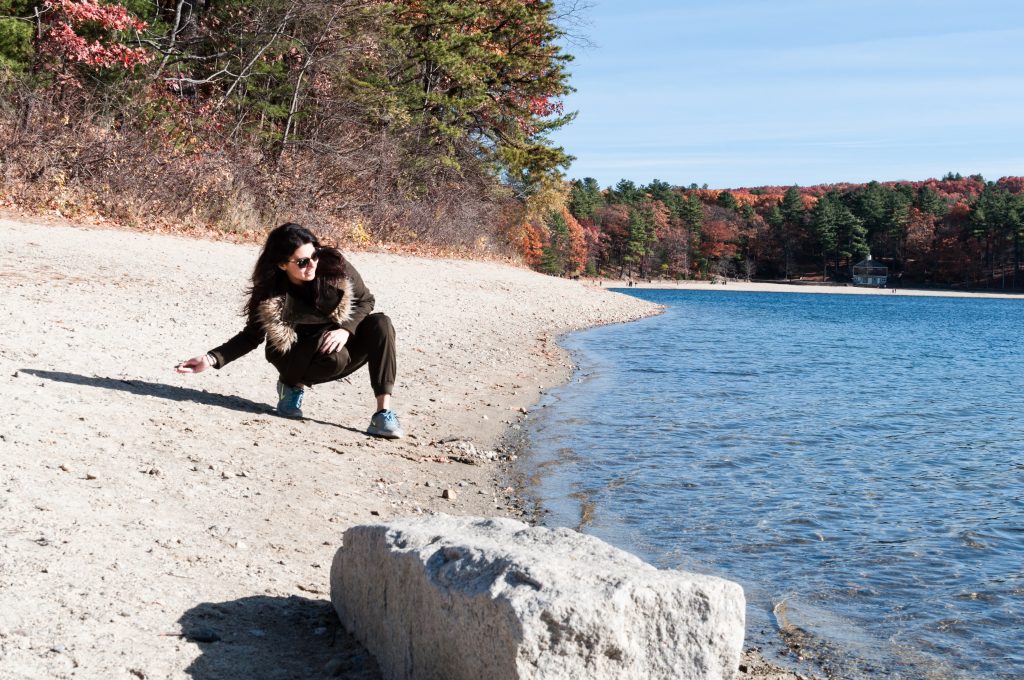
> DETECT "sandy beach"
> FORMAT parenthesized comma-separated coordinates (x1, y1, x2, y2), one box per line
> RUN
(0, 217, 821, 680)
(593, 277, 1024, 299)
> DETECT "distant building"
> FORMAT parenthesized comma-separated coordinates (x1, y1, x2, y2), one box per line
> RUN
(852, 255, 888, 287)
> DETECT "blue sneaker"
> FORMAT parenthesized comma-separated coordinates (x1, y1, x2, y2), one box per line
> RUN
(276, 380, 304, 418)
(367, 409, 404, 439)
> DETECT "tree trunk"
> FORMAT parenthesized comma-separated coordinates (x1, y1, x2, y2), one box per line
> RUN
(1014, 229, 1020, 289)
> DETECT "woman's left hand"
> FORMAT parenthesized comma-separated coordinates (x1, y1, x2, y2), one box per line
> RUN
(318, 328, 350, 354)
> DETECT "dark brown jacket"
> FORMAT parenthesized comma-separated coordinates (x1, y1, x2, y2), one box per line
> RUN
(208, 264, 375, 372)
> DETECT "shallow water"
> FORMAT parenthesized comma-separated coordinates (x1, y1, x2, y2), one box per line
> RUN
(521, 290, 1024, 679)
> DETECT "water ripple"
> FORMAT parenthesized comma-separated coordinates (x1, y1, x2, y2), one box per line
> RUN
(521, 290, 1024, 679)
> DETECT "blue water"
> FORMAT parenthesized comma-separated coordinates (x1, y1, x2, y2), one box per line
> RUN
(521, 290, 1024, 679)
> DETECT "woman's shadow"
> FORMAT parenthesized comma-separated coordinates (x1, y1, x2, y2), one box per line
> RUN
(21, 369, 365, 434)
(178, 595, 380, 679)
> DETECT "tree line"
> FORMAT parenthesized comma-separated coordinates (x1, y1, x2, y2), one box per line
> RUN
(523, 173, 1024, 289)
(2, 2, 1021, 288)
(0, 0, 577, 247)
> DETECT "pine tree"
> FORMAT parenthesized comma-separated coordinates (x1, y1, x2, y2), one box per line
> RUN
(540, 209, 570, 275)
(717, 190, 738, 211)
(624, 206, 655, 278)
(351, 0, 576, 190)
(778, 186, 805, 279)
(568, 177, 604, 220)
(810, 193, 839, 280)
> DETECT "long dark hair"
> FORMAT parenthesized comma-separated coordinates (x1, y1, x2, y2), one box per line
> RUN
(244, 223, 347, 319)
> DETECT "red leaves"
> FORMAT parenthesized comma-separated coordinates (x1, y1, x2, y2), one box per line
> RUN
(520, 222, 545, 266)
(528, 95, 563, 118)
(38, 0, 151, 76)
(46, 0, 147, 32)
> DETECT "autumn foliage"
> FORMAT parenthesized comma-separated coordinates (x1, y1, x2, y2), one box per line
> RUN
(0, 0, 574, 249)
(526, 174, 1024, 289)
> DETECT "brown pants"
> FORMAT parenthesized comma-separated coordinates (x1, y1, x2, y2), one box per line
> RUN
(270, 313, 396, 396)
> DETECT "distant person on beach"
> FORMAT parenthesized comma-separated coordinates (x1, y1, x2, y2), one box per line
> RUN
(175, 223, 403, 439)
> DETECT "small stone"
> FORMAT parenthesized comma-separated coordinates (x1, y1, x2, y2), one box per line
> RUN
(85, 473, 97, 480)
(50, 644, 66, 654)
(323, 656, 346, 676)
(370, 510, 380, 516)
(423, 481, 431, 488)
(59, 464, 70, 472)
(313, 626, 327, 636)
(249, 629, 266, 637)
(442, 489, 456, 500)
(184, 627, 221, 643)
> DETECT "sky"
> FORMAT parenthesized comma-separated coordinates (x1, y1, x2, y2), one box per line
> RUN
(549, 0, 1024, 189)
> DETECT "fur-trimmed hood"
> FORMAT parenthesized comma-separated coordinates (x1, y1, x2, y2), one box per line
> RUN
(256, 277, 355, 353)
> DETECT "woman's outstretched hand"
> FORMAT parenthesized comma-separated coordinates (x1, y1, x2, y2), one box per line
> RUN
(318, 329, 350, 354)
(176, 355, 212, 374)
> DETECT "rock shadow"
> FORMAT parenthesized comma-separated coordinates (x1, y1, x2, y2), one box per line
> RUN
(21, 369, 367, 434)
(179, 595, 380, 680)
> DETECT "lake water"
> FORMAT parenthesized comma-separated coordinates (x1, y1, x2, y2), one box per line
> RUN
(520, 289, 1023, 679)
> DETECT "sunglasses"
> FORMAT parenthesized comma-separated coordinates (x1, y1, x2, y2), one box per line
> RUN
(288, 252, 320, 268)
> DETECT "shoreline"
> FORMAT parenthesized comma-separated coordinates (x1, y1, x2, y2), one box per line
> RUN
(0, 216, 817, 679)
(508, 340, 826, 680)
(589, 277, 1024, 300)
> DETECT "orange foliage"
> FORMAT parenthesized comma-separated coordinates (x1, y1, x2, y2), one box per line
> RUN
(560, 207, 587, 275)
(905, 207, 937, 256)
(700, 218, 738, 259)
(520, 221, 545, 266)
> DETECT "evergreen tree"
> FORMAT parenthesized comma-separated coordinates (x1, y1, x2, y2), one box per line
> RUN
(624, 206, 655, 277)
(609, 179, 642, 205)
(540, 209, 570, 275)
(679, 193, 704, 231)
(971, 183, 1024, 286)
(917, 185, 948, 216)
(810, 193, 839, 280)
(884, 187, 913, 260)
(359, 0, 576, 190)
(836, 203, 869, 269)
(717, 190, 738, 211)
(644, 179, 682, 216)
(778, 186, 805, 278)
(0, 1, 33, 70)
(568, 177, 604, 220)
(849, 181, 888, 245)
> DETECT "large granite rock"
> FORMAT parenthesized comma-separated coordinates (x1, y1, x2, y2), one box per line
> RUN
(330, 515, 744, 680)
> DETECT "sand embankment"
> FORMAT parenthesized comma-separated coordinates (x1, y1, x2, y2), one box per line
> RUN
(0, 217, 656, 678)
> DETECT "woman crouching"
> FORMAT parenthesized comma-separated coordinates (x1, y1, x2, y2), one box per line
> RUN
(175, 223, 403, 439)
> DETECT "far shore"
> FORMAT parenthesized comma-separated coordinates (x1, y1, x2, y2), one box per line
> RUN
(590, 277, 1024, 300)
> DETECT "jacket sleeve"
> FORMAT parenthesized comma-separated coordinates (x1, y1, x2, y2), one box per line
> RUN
(340, 264, 375, 335)
(208, 316, 265, 368)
